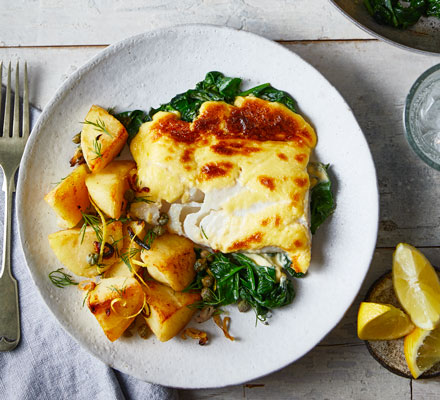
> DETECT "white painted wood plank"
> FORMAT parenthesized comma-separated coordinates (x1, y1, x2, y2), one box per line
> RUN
(0, 46, 102, 110)
(0, 0, 371, 46)
(2, 41, 440, 245)
(180, 344, 411, 399)
(2, 43, 440, 398)
(413, 377, 440, 399)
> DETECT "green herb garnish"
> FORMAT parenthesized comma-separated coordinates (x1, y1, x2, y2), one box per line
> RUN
(49, 268, 78, 288)
(120, 247, 141, 271)
(83, 118, 113, 137)
(109, 280, 127, 298)
(131, 196, 154, 204)
(200, 225, 209, 240)
(91, 137, 103, 160)
(79, 213, 103, 244)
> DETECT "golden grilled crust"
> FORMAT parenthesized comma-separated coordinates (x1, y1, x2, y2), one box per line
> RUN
(130, 96, 317, 273)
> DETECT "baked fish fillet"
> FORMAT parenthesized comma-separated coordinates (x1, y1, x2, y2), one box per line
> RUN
(130, 96, 317, 273)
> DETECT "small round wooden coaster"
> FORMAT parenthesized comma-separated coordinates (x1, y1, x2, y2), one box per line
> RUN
(364, 270, 440, 379)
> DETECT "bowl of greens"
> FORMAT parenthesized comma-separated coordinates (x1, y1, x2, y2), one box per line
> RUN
(330, 0, 440, 54)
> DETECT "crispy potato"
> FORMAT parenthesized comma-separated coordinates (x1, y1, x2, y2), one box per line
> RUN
(85, 160, 136, 219)
(88, 277, 145, 342)
(104, 221, 146, 278)
(81, 105, 128, 173)
(143, 281, 200, 342)
(140, 233, 196, 291)
(48, 221, 123, 277)
(44, 164, 90, 228)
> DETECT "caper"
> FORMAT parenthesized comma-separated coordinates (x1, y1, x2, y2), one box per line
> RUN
(124, 189, 135, 202)
(137, 323, 150, 339)
(200, 250, 211, 259)
(201, 287, 213, 302)
(152, 225, 166, 236)
(72, 132, 81, 144)
(87, 253, 99, 266)
(237, 299, 251, 313)
(194, 258, 207, 273)
(201, 275, 214, 288)
(158, 213, 169, 226)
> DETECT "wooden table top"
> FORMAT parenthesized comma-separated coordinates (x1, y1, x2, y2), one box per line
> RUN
(2, 1, 439, 398)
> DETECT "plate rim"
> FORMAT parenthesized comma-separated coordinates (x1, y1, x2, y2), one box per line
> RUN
(16, 23, 379, 388)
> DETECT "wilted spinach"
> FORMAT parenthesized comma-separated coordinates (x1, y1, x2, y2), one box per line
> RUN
(186, 252, 295, 323)
(112, 110, 151, 141)
(309, 163, 335, 234)
(364, 0, 440, 28)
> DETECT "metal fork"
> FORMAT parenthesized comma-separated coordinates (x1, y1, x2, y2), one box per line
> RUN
(0, 62, 29, 351)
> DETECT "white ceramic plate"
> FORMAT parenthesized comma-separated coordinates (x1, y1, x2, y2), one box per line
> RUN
(17, 25, 378, 388)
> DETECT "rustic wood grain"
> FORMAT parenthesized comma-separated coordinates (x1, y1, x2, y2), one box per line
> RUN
(2, 23, 440, 398)
(0, 0, 370, 46)
(180, 344, 411, 399)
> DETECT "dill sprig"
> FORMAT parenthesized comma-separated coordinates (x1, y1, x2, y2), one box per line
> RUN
(109, 279, 127, 298)
(131, 196, 154, 204)
(120, 247, 141, 271)
(79, 213, 103, 244)
(83, 118, 113, 138)
(51, 176, 67, 186)
(91, 137, 103, 160)
(144, 230, 157, 248)
(200, 225, 209, 240)
(82, 288, 93, 307)
(49, 268, 78, 288)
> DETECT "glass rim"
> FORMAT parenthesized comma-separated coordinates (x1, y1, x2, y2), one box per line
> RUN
(404, 63, 440, 171)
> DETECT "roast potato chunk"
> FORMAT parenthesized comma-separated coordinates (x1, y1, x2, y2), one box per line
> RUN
(104, 221, 146, 278)
(81, 105, 128, 172)
(140, 233, 196, 291)
(44, 164, 90, 228)
(85, 160, 136, 219)
(48, 221, 123, 277)
(143, 281, 200, 342)
(88, 277, 145, 342)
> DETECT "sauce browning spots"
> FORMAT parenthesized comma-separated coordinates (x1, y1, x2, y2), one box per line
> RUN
(294, 178, 308, 187)
(277, 153, 288, 161)
(230, 233, 263, 250)
(211, 141, 261, 156)
(275, 215, 281, 227)
(181, 148, 193, 163)
(290, 256, 300, 273)
(261, 218, 270, 226)
(292, 193, 301, 204)
(294, 154, 307, 163)
(200, 162, 233, 179)
(259, 176, 275, 191)
(294, 240, 303, 248)
(152, 98, 314, 145)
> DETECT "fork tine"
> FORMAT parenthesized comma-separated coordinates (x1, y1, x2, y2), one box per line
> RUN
(2, 62, 11, 137)
(12, 62, 19, 137)
(23, 62, 29, 139)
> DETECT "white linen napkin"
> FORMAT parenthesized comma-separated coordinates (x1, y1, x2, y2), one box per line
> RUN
(0, 91, 178, 400)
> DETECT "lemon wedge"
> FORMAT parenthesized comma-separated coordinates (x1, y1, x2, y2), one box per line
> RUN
(357, 302, 414, 340)
(404, 326, 440, 378)
(393, 243, 440, 330)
